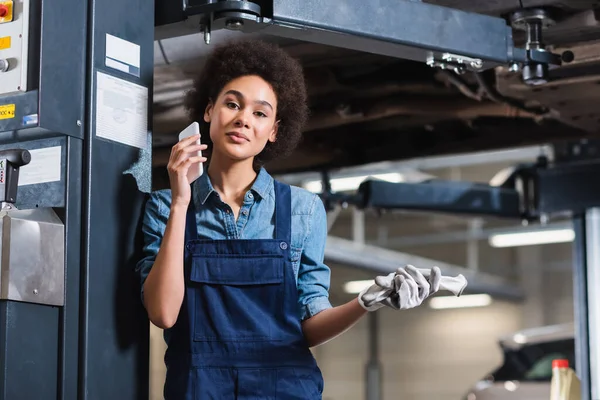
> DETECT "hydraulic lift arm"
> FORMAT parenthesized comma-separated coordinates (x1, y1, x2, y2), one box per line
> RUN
(354, 146, 600, 223)
(156, 0, 568, 84)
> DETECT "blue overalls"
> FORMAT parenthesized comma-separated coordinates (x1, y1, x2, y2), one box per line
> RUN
(164, 180, 324, 399)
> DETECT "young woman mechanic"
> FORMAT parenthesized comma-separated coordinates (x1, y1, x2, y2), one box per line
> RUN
(136, 39, 443, 399)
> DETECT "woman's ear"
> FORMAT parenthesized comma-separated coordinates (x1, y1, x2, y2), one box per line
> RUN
(204, 101, 213, 123)
(268, 120, 280, 143)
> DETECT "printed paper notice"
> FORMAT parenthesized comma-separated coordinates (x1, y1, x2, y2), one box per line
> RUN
(19, 146, 62, 186)
(95, 71, 148, 150)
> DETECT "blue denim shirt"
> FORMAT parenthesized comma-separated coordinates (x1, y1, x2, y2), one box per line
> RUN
(136, 167, 332, 321)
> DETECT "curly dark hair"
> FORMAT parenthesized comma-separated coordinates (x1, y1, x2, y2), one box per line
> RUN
(183, 39, 309, 166)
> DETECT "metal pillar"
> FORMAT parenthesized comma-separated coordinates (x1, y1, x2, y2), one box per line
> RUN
(585, 209, 600, 399)
(0, 0, 153, 398)
(352, 206, 382, 400)
(573, 208, 600, 400)
(466, 218, 482, 271)
(327, 205, 342, 232)
(353, 208, 365, 244)
(365, 312, 381, 400)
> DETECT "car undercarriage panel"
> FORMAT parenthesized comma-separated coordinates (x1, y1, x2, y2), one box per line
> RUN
(152, 0, 600, 175)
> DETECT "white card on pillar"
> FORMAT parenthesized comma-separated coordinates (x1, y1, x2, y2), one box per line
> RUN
(178, 121, 203, 183)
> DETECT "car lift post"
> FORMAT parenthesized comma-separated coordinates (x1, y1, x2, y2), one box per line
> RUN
(573, 209, 600, 400)
(0, 0, 153, 398)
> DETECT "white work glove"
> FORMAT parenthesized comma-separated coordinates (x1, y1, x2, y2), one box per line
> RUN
(358, 265, 466, 311)
(358, 265, 441, 311)
(392, 265, 441, 310)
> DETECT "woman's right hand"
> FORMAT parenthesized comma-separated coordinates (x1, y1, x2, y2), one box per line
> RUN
(167, 134, 208, 208)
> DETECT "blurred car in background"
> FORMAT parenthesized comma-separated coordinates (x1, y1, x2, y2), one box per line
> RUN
(463, 323, 575, 400)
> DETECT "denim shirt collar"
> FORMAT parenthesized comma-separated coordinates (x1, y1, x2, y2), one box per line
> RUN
(193, 167, 273, 207)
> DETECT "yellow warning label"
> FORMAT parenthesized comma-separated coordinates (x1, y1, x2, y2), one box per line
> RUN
(0, 36, 10, 50)
(0, 104, 15, 120)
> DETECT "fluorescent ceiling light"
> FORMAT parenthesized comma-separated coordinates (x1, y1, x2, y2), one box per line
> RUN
(489, 228, 574, 248)
(343, 279, 374, 294)
(304, 173, 404, 193)
(512, 333, 528, 344)
(504, 381, 518, 392)
(429, 294, 492, 310)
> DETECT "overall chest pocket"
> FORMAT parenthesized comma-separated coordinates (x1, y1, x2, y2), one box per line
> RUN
(189, 254, 285, 343)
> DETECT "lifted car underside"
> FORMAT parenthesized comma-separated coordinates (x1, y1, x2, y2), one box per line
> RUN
(152, 0, 600, 176)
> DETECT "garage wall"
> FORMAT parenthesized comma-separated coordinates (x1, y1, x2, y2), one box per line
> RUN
(542, 243, 575, 323)
(517, 243, 575, 328)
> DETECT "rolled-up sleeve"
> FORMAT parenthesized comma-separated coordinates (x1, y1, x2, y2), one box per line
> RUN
(297, 194, 333, 320)
(135, 190, 171, 303)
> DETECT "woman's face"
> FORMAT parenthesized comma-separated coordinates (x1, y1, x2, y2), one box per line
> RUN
(204, 75, 279, 163)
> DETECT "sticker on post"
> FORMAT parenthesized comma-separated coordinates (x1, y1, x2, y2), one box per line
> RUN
(0, 104, 15, 120)
(0, 36, 10, 50)
(18, 146, 62, 186)
(105, 34, 140, 77)
(22, 114, 38, 126)
(95, 71, 148, 149)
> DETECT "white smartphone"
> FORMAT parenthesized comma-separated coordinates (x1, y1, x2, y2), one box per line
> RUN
(178, 121, 203, 183)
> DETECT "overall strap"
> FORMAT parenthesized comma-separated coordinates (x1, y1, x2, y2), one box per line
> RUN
(185, 184, 198, 241)
(273, 180, 291, 245)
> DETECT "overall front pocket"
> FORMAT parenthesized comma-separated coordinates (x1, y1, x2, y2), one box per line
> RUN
(189, 254, 285, 343)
